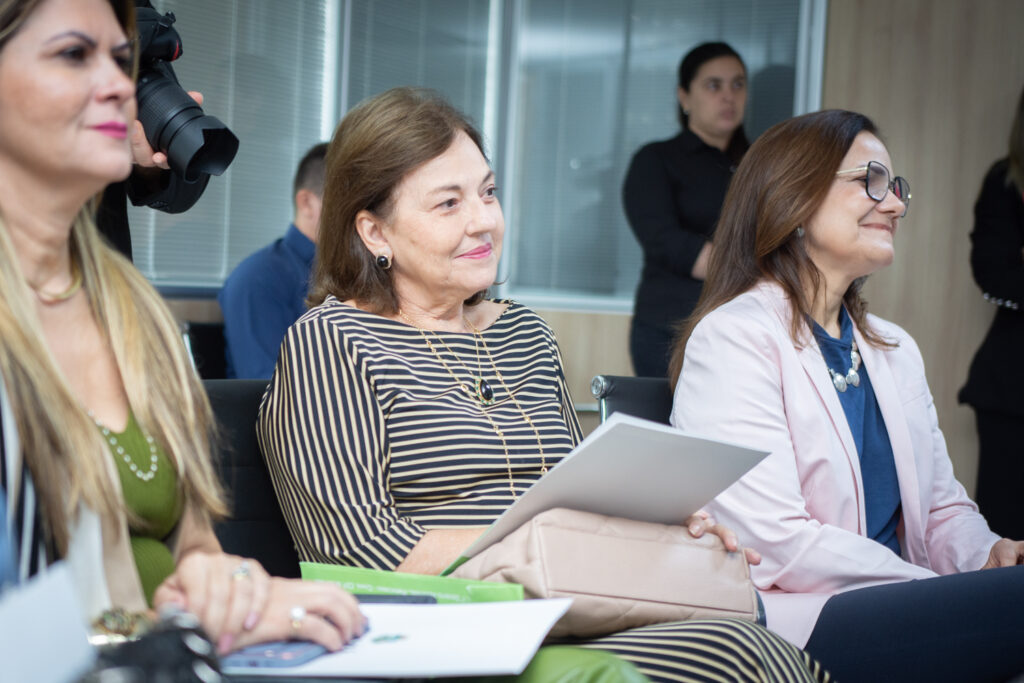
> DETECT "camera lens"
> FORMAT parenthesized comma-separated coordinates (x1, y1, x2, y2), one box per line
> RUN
(136, 68, 239, 182)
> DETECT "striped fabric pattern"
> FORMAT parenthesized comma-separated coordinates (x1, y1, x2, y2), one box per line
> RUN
(580, 618, 832, 683)
(258, 297, 831, 683)
(259, 298, 581, 569)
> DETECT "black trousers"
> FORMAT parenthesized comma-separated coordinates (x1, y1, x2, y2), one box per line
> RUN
(804, 566, 1024, 683)
(974, 410, 1024, 540)
(629, 318, 675, 379)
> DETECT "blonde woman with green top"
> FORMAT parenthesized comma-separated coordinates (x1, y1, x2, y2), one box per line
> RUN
(0, 0, 364, 656)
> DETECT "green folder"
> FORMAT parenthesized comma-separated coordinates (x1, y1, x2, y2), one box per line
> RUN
(300, 562, 523, 604)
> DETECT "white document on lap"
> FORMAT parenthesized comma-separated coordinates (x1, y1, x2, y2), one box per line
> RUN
(221, 598, 572, 678)
(446, 412, 769, 572)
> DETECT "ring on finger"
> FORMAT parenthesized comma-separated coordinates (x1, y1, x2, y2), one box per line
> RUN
(290, 606, 306, 633)
(231, 560, 252, 581)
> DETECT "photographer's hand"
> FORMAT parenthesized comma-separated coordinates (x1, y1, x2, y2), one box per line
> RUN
(129, 90, 204, 169)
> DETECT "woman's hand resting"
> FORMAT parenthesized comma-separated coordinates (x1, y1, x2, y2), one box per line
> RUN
(153, 551, 365, 654)
(685, 510, 762, 565)
(982, 538, 1024, 569)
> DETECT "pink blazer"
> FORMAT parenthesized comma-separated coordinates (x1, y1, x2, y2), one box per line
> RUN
(672, 282, 999, 647)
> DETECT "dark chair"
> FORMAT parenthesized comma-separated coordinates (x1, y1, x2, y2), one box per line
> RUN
(184, 322, 228, 380)
(203, 379, 301, 578)
(589, 374, 673, 425)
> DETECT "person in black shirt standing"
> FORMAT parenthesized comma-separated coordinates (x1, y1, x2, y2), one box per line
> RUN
(623, 42, 749, 377)
(959, 84, 1024, 539)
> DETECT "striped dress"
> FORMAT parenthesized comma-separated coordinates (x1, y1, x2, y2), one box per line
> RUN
(258, 297, 831, 683)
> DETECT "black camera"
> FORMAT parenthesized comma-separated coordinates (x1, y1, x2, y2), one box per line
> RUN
(135, 7, 239, 182)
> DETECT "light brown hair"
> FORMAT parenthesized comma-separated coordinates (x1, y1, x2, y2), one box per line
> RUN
(668, 109, 895, 387)
(309, 87, 488, 313)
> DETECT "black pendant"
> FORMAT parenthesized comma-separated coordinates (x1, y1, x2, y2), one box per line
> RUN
(475, 377, 495, 405)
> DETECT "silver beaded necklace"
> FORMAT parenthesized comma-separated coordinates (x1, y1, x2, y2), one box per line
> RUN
(89, 412, 159, 482)
(827, 341, 861, 393)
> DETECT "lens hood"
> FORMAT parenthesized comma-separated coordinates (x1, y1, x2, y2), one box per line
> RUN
(136, 66, 239, 181)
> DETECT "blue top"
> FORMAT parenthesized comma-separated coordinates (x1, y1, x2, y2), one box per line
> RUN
(811, 308, 902, 556)
(219, 224, 315, 379)
(0, 488, 15, 592)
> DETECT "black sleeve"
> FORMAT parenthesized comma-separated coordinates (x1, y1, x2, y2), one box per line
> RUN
(96, 181, 134, 259)
(622, 144, 708, 278)
(126, 168, 211, 214)
(95, 170, 211, 261)
(968, 160, 1024, 303)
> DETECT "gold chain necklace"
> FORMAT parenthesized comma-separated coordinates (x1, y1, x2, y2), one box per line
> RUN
(31, 260, 83, 304)
(397, 310, 494, 404)
(397, 309, 547, 498)
(464, 316, 547, 476)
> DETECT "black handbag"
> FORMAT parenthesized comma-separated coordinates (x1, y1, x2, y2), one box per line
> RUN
(84, 607, 222, 683)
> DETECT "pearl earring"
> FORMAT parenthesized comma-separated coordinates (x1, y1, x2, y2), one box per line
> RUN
(376, 253, 392, 270)
(795, 226, 805, 238)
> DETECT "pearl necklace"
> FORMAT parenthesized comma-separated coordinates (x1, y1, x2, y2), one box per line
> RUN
(827, 340, 861, 392)
(89, 412, 159, 482)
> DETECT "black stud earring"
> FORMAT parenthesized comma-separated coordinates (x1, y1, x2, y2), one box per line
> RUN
(376, 253, 392, 270)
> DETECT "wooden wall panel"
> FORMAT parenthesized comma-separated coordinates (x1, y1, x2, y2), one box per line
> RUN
(822, 0, 1024, 494)
(536, 308, 633, 436)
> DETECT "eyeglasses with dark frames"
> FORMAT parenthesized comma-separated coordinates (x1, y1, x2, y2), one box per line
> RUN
(835, 160, 911, 218)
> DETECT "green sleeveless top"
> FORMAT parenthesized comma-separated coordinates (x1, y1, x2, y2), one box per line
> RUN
(99, 412, 183, 605)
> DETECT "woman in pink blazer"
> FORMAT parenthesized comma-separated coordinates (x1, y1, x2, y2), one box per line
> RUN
(671, 110, 1024, 682)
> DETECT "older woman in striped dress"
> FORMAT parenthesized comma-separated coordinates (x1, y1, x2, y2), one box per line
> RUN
(258, 87, 831, 683)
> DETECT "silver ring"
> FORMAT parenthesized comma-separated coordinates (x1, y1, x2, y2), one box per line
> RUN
(231, 560, 252, 581)
(290, 605, 306, 633)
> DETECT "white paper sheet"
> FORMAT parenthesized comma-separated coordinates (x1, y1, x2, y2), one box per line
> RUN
(451, 412, 768, 567)
(221, 598, 572, 678)
(0, 563, 95, 683)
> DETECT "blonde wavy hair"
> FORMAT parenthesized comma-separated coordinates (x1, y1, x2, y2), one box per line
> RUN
(0, 0, 226, 555)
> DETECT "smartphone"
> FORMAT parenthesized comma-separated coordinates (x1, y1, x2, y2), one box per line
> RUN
(220, 640, 328, 669)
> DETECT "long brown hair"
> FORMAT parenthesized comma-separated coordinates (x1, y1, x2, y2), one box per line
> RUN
(668, 109, 895, 387)
(1008, 83, 1024, 194)
(0, 0, 226, 555)
(309, 87, 488, 313)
